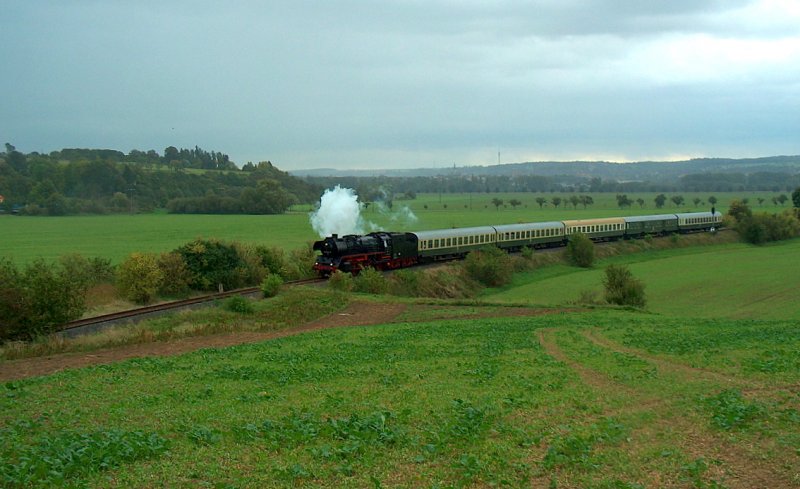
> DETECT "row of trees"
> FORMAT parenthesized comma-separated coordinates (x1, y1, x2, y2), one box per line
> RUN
(304, 170, 800, 198)
(0, 145, 319, 215)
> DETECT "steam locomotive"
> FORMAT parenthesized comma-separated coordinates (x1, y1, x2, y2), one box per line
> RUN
(312, 211, 722, 276)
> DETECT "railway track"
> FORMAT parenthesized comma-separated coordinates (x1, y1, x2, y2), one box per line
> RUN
(58, 278, 325, 338)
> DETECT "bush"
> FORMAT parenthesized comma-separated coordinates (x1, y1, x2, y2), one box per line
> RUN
(737, 210, 800, 245)
(387, 269, 420, 296)
(157, 252, 193, 297)
(117, 253, 164, 304)
(603, 264, 646, 307)
(261, 274, 284, 298)
(327, 270, 354, 292)
(58, 254, 115, 288)
(175, 239, 245, 291)
(353, 267, 388, 294)
(0, 258, 89, 340)
(462, 246, 513, 287)
(727, 200, 752, 223)
(224, 295, 255, 314)
(281, 243, 317, 280)
(566, 232, 595, 268)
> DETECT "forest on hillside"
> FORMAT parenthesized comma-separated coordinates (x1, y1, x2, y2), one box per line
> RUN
(0, 144, 320, 215)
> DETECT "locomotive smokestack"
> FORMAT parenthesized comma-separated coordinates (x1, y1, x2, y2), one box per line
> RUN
(332, 234, 338, 239)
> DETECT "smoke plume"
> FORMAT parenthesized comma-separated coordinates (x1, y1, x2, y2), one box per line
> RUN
(310, 186, 368, 238)
(309, 185, 420, 238)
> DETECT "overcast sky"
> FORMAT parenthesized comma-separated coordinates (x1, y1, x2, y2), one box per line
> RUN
(2, 1, 799, 170)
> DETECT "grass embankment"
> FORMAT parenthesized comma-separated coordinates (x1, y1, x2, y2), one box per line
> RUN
(486, 237, 800, 320)
(0, 288, 349, 361)
(2, 311, 798, 487)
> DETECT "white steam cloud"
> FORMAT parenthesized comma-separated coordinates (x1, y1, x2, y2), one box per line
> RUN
(309, 185, 419, 238)
(310, 186, 367, 238)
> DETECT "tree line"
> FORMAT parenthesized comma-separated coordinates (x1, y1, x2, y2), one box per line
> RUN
(0, 145, 319, 215)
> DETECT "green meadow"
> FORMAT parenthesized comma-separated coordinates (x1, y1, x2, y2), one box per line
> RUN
(0, 191, 791, 265)
(484, 238, 800, 320)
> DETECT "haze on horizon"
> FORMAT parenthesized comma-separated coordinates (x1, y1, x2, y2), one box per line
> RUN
(2, 1, 799, 171)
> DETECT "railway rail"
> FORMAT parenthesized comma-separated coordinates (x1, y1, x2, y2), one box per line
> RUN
(58, 278, 325, 338)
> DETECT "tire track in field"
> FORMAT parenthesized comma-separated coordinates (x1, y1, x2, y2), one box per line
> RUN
(535, 327, 798, 489)
(581, 328, 800, 398)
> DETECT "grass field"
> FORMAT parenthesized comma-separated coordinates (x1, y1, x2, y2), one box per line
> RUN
(1, 191, 793, 265)
(485, 238, 800, 320)
(2, 309, 798, 487)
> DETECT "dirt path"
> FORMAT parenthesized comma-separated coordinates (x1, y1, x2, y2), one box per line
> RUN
(0, 301, 407, 382)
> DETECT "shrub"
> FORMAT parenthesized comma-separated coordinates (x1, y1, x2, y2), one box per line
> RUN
(233, 243, 270, 286)
(353, 267, 388, 294)
(175, 239, 244, 291)
(566, 232, 595, 268)
(261, 274, 284, 298)
(603, 264, 646, 307)
(224, 295, 255, 314)
(387, 269, 420, 296)
(282, 243, 317, 280)
(0, 259, 26, 340)
(737, 211, 800, 245)
(157, 252, 193, 297)
(117, 253, 164, 304)
(727, 199, 752, 223)
(327, 270, 354, 292)
(462, 246, 513, 287)
(58, 254, 115, 288)
(0, 258, 89, 340)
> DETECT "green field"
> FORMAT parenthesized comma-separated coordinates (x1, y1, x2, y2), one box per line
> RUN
(2, 192, 800, 487)
(0, 191, 791, 265)
(2, 309, 798, 487)
(484, 238, 800, 320)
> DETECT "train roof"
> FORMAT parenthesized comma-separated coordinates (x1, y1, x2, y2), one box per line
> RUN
(413, 226, 498, 240)
(674, 211, 719, 218)
(561, 217, 626, 226)
(493, 221, 564, 232)
(623, 214, 678, 223)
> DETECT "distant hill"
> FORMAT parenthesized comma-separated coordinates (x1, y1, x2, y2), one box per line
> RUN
(292, 155, 800, 180)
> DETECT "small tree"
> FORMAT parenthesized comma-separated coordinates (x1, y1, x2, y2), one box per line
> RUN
(566, 232, 594, 268)
(671, 195, 685, 207)
(792, 187, 800, 208)
(636, 198, 645, 208)
(535, 197, 547, 209)
(708, 195, 718, 207)
(654, 194, 667, 209)
(509, 198, 522, 210)
(491, 198, 504, 210)
(551, 196, 562, 209)
(117, 252, 164, 304)
(603, 264, 646, 307)
(580, 195, 594, 209)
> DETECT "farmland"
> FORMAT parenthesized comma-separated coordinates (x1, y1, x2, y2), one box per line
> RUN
(1, 306, 798, 487)
(2, 191, 799, 487)
(0, 191, 792, 265)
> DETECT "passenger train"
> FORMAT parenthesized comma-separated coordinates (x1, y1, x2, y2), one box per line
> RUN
(312, 211, 722, 276)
